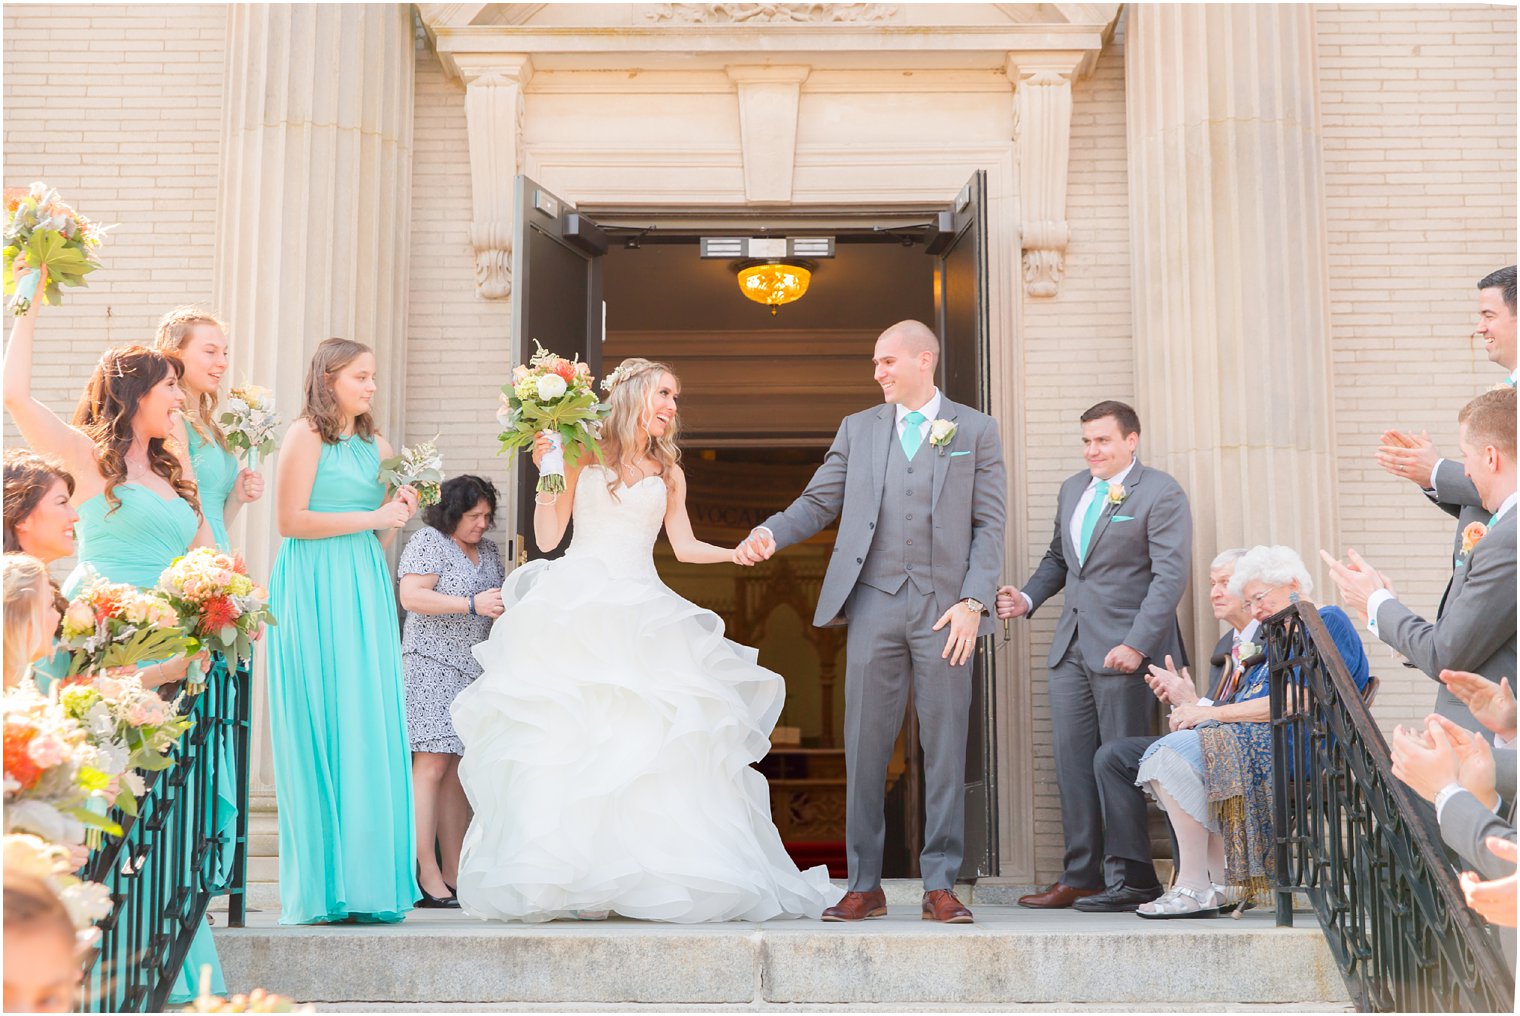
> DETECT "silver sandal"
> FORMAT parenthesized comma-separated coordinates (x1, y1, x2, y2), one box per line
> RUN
(1136, 885, 1223, 920)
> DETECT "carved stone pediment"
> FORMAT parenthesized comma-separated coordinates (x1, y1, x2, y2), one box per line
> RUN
(644, 4, 898, 23)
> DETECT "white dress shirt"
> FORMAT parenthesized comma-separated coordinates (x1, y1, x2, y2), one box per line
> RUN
(1368, 490, 1518, 636)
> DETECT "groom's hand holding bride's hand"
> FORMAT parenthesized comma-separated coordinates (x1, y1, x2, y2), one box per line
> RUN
(734, 527, 775, 566)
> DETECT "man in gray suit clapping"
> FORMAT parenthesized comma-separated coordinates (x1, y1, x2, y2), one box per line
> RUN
(740, 319, 1007, 924)
(996, 401, 1192, 909)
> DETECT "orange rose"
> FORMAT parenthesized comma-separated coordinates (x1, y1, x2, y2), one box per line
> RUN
(1461, 521, 1488, 557)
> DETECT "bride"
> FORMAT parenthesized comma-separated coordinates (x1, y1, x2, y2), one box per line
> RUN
(451, 358, 843, 923)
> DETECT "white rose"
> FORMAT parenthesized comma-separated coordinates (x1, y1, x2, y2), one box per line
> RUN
(535, 373, 568, 402)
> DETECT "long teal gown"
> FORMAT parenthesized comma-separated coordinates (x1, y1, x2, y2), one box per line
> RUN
(59, 483, 229, 1005)
(266, 434, 417, 924)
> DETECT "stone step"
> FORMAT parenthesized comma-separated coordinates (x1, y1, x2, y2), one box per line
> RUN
(215, 906, 1348, 1008)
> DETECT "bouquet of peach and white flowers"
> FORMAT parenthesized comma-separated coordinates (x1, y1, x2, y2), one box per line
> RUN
(3, 682, 122, 846)
(58, 572, 194, 680)
(56, 672, 188, 784)
(378, 438, 444, 509)
(496, 340, 606, 495)
(3, 834, 113, 941)
(158, 548, 276, 675)
(219, 384, 281, 470)
(3, 183, 113, 315)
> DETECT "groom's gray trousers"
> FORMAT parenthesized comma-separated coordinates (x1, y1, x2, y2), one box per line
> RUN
(843, 583, 972, 892)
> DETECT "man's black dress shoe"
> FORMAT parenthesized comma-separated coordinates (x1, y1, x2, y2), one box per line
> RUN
(1072, 883, 1164, 913)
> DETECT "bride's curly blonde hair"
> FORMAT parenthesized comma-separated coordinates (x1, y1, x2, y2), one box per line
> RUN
(598, 358, 681, 495)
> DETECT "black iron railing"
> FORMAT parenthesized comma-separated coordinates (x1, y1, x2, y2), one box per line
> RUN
(1266, 601, 1514, 1012)
(80, 653, 251, 1012)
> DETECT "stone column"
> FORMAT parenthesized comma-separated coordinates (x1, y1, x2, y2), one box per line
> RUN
(213, 3, 415, 798)
(1125, 5, 1339, 651)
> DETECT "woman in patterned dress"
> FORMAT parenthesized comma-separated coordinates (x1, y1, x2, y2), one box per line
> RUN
(397, 474, 504, 907)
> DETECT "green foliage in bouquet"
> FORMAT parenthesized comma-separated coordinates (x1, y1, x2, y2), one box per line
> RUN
(3, 183, 112, 315)
(496, 340, 608, 495)
(378, 438, 444, 507)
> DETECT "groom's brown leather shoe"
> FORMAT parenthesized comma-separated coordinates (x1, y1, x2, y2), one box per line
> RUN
(922, 889, 973, 923)
(821, 888, 887, 921)
(1017, 882, 1101, 909)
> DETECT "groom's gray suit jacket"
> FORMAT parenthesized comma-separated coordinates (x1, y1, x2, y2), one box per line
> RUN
(761, 397, 1006, 632)
(1021, 459, 1192, 672)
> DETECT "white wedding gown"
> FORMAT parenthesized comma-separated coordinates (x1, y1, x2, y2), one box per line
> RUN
(451, 465, 843, 923)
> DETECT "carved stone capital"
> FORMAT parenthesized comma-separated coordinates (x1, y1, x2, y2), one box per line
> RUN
(726, 65, 811, 203)
(1006, 54, 1085, 298)
(459, 55, 533, 299)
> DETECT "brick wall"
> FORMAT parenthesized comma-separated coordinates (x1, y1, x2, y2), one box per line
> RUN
(1317, 3, 1518, 736)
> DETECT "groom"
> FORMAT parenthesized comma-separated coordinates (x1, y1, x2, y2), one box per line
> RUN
(740, 319, 1006, 923)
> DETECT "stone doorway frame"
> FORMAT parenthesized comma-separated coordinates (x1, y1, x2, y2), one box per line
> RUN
(419, 1, 1124, 884)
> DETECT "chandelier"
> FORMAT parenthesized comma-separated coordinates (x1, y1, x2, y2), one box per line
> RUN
(735, 260, 813, 316)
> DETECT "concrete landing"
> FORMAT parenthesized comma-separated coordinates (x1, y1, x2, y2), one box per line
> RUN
(214, 903, 1350, 1010)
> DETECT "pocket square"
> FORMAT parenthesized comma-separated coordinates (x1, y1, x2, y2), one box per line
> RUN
(949, 450, 971, 457)
(1111, 515, 1135, 522)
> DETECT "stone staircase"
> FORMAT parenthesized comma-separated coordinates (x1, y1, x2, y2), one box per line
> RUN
(212, 882, 1350, 1011)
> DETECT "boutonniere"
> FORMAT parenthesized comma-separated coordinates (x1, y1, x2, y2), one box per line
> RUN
(1105, 482, 1127, 507)
(1460, 521, 1488, 558)
(1236, 640, 1261, 663)
(928, 419, 957, 454)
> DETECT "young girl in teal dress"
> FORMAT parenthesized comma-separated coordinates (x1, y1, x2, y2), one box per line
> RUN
(2, 290, 225, 1003)
(267, 337, 420, 924)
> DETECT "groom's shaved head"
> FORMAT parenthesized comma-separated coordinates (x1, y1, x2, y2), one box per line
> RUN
(879, 320, 941, 363)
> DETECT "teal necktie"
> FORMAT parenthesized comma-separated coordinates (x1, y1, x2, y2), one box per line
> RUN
(1078, 480, 1110, 562)
(900, 411, 925, 460)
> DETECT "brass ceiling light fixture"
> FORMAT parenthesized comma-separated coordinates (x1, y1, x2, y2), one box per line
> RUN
(700, 236, 835, 317)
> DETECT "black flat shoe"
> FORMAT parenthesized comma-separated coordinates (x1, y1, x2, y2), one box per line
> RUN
(1072, 883, 1164, 913)
(417, 888, 460, 909)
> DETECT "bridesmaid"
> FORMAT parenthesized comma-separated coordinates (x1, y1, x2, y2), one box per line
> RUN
(153, 307, 264, 548)
(152, 309, 256, 1001)
(267, 337, 419, 924)
(1, 285, 225, 1003)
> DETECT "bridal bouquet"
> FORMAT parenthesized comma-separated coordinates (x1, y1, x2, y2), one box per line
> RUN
(3, 183, 113, 315)
(496, 340, 606, 495)
(3, 682, 122, 845)
(158, 547, 276, 674)
(58, 573, 194, 680)
(219, 384, 280, 470)
(57, 672, 189, 783)
(378, 438, 444, 508)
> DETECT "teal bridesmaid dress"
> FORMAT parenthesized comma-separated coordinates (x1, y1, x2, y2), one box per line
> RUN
(59, 483, 228, 1004)
(186, 427, 238, 552)
(266, 434, 417, 924)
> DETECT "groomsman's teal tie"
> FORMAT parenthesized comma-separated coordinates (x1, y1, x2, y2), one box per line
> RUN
(1078, 480, 1110, 562)
(900, 411, 925, 459)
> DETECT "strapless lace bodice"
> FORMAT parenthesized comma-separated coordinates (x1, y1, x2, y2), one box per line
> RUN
(562, 465, 666, 578)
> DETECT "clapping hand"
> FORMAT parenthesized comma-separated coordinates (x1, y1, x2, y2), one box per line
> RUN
(1376, 429, 1440, 488)
(1460, 837, 1519, 928)
(1320, 548, 1395, 622)
(1440, 670, 1518, 742)
(1145, 655, 1198, 706)
(994, 585, 1028, 620)
(1389, 717, 1463, 803)
(1428, 714, 1500, 810)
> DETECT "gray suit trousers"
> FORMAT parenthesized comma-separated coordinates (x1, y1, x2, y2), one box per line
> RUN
(844, 583, 973, 892)
(1050, 644, 1157, 888)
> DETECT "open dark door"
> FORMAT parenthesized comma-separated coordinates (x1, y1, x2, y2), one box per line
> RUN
(510, 175, 608, 566)
(929, 170, 999, 879)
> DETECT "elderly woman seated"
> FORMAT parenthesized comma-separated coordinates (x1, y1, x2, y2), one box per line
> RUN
(1134, 545, 1370, 918)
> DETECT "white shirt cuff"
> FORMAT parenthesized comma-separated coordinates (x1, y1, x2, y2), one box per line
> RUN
(1365, 589, 1396, 636)
(1496, 732, 1516, 751)
(1197, 697, 1215, 707)
(1429, 458, 1445, 492)
(1434, 782, 1469, 822)
(752, 525, 773, 542)
(1019, 591, 1034, 615)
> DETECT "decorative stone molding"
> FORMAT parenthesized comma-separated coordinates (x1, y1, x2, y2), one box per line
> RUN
(646, 3, 897, 24)
(459, 55, 533, 299)
(726, 65, 811, 203)
(1006, 55, 1085, 298)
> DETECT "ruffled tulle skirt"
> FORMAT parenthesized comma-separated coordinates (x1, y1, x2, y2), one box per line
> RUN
(451, 553, 841, 923)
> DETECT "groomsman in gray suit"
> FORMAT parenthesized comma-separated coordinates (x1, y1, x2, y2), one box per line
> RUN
(1377, 266, 1515, 614)
(740, 319, 1006, 924)
(996, 402, 1192, 909)
(1327, 386, 1518, 735)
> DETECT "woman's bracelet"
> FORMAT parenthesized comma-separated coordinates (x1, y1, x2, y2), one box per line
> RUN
(467, 593, 477, 616)
(534, 492, 558, 507)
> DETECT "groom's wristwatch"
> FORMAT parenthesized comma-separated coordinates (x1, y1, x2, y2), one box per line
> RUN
(961, 598, 985, 615)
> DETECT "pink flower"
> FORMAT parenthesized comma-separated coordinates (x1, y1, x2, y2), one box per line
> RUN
(26, 734, 67, 768)
(126, 700, 165, 727)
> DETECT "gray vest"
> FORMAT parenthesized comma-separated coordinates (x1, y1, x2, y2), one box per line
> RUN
(859, 437, 935, 596)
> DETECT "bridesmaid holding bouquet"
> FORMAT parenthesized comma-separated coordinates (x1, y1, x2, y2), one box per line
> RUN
(267, 337, 420, 924)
